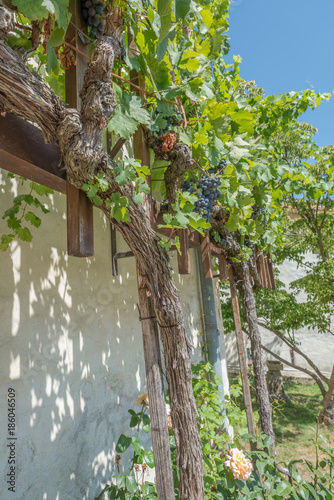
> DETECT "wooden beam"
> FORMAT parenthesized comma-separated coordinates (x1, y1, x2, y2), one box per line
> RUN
(267, 253, 276, 290)
(263, 255, 271, 289)
(132, 72, 175, 499)
(200, 232, 213, 279)
(218, 254, 228, 281)
(136, 271, 175, 500)
(0, 113, 66, 193)
(228, 265, 256, 445)
(256, 253, 266, 288)
(177, 229, 191, 274)
(65, 0, 94, 257)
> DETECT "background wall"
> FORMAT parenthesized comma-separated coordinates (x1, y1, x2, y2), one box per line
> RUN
(224, 256, 334, 380)
(0, 170, 227, 499)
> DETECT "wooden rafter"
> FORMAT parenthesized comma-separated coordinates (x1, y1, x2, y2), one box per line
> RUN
(0, 113, 66, 193)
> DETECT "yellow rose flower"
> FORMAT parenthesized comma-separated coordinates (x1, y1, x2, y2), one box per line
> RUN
(224, 448, 252, 481)
(136, 391, 149, 408)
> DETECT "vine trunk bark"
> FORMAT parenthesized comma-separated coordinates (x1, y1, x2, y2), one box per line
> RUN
(0, 6, 205, 498)
(232, 260, 276, 455)
(319, 365, 334, 425)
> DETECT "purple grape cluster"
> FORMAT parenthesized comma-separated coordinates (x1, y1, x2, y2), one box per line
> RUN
(181, 176, 221, 223)
(154, 110, 182, 136)
(218, 158, 227, 169)
(251, 204, 265, 219)
(209, 158, 227, 175)
(81, 0, 105, 37)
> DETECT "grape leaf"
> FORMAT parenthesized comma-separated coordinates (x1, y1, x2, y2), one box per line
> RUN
(132, 193, 144, 204)
(16, 227, 33, 242)
(157, 0, 172, 41)
(25, 212, 42, 228)
(175, 0, 191, 19)
(12, 0, 69, 27)
(107, 109, 138, 140)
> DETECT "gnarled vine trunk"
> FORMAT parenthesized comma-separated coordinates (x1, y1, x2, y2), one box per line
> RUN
(211, 210, 275, 452)
(319, 365, 334, 426)
(0, 6, 204, 499)
(233, 260, 276, 455)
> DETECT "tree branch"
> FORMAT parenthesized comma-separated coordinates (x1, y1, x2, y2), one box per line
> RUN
(246, 331, 327, 398)
(257, 321, 329, 385)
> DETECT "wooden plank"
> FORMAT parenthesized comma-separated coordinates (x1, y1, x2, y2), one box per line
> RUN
(228, 265, 256, 444)
(177, 229, 191, 274)
(218, 254, 228, 281)
(67, 183, 94, 256)
(0, 113, 66, 192)
(263, 255, 271, 289)
(0, 149, 66, 194)
(136, 271, 175, 500)
(200, 232, 213, 279)
(65, 0, 94, 257)
(256, 253, 266, 288)
(132, 72, 175, 499)
(267, 253, 276, 290)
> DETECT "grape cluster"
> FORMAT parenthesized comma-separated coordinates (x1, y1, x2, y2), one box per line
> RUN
(218, 158, 227, 170)
(181, 176, 221, 223)
(209, 158, 227, 175)
(155, 110, 182, 136)
(81, 0, 105, 37)
(251, 204, 265, 219)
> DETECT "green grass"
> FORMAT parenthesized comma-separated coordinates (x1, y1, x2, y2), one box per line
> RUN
(229, 377, 334, 472)
(272, 380, 333, 468)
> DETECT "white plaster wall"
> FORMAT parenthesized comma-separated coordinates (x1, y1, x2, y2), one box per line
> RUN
(0, 170, 211, 500)
(224, 256, 334, 380)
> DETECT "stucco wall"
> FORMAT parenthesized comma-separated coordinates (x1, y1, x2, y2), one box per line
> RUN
(0, 170, 228, 499)
(224, 255, 334, 380)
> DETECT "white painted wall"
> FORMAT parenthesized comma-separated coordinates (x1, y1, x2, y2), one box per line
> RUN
(0, 170, 228, 500)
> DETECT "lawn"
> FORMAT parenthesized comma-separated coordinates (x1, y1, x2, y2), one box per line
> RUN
(230, 376, 334, 479)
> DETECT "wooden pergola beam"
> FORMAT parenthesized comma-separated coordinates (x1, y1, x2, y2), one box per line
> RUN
(0, 113, 66, 193)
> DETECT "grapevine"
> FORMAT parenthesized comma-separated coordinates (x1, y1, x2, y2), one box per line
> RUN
(181, 176, 221, 223)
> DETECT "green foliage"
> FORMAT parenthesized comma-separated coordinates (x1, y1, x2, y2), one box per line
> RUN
(1, 179, 53, 251)
(96, 362, 334, 499)
(12, 0, 70, 27)
(4, 0, 333, 259)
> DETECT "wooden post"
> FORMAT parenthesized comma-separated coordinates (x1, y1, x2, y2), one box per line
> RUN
(256, 253, 266, 288)
(200, 232, 213, 279)
(132, 71, 175, 499)
(228, 265, 256, 446)
(267, 253, 276, 290)
(136, 271, 174, 499)
(65, 0, 94, 257)
(177, 229, 191, 274)
(218, 254, 228, 281)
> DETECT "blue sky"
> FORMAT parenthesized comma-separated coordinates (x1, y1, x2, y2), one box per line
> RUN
(226, 0, 334, 147)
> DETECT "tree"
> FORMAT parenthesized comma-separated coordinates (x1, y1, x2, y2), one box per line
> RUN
(0, 0, 330, 496)
(222, 123, 334, 425)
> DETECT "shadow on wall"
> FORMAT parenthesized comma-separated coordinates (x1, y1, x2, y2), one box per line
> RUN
(0, 173, 146, 500)
(0, 171, 204, 500)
